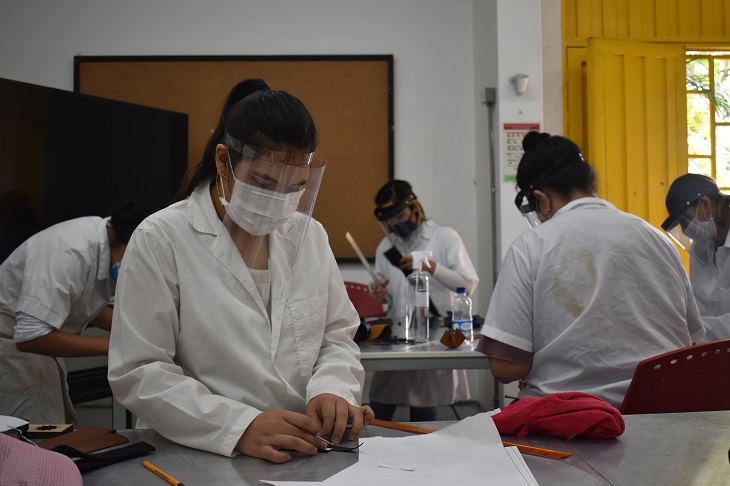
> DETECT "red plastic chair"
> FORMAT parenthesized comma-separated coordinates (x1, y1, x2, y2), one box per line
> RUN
(344, 281, 386, 318)
(619, 339, 730, 415)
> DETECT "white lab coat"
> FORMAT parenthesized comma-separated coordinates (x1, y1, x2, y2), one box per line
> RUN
(107, 181, 364, 457)
(689, 234, 730, 342)
(0, 217, 113, 423)
(369, 220, 479, 407)
(482, 198, 705, 408)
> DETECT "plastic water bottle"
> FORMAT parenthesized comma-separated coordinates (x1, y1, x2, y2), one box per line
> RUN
(452, 287, 473, 343)
(405, 251, 431, 343)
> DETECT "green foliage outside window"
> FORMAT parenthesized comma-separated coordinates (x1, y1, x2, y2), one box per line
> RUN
(686, 53, 730, 191)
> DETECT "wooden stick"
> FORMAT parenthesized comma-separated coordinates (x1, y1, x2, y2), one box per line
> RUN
(368, 418, 572, 460)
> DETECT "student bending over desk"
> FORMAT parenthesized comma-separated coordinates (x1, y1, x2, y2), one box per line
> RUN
(108, 79, 371, 462)
(0, 201, 150, 424)
(476, 131, 705, 408)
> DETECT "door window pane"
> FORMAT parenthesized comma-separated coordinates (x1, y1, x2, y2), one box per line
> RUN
(687, 93, 711, 156)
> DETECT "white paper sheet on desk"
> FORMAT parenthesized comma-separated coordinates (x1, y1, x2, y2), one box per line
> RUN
(0, 415, 29, 432)
(260, 412, 537, 486)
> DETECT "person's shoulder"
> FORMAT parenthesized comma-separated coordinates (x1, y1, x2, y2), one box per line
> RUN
(51, 216, 104, 234)
(133, 201, 189, 246)
(375, 235, 391, 252)
(138, 201, 186, 230)
(610, 207, 672, 240)
(29, 216, 103, 249)
(289, 214, 331, 249)
(302, 214, 327, 239)
(427, 220, 462, 240)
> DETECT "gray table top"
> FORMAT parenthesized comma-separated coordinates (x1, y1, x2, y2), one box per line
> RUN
(80, 410, 730, 485)
(358, 323, 490, 371)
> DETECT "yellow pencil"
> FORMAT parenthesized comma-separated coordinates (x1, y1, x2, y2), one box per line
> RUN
(142, 460, 186, 486)
(369, 418, 572, 460)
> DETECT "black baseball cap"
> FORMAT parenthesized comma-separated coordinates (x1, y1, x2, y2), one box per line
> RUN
(662, 173, 719, 230)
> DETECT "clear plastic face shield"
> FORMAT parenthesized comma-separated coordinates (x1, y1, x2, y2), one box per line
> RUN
(374, 195, 421, 254)
(662, 194, 717, 259)
(514, 156, 579, 229)
(218, 132, 326, 272)
(514, 191, 542, 229)
(663, 210, 696, 251)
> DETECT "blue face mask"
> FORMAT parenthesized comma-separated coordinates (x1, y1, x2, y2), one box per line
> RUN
(110, 262, 121, 282)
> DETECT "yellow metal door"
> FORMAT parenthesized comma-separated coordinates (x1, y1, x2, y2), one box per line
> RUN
(587, 38, 687, 232)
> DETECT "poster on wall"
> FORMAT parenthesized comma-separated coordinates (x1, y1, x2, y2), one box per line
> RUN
(502, 123, 540, 182)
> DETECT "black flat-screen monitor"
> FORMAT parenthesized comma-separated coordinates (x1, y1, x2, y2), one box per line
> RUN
(0, 77, 188, 262)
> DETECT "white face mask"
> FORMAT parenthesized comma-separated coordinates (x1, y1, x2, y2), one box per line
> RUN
(224, 179, 304, 236)
(684, 216, 716, 242)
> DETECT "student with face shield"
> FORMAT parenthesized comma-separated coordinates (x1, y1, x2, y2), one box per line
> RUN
(662, 174, 730, 342)
(475, 131, 704, 408)
(368, 180, 479, 421)
(108, 79, 370, 462)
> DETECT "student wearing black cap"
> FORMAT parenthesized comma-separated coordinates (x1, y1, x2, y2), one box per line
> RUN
(663, 173, 730, 342)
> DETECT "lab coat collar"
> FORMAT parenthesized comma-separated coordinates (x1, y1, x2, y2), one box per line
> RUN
(185, 181, 268, 318)
(419, 219, 437, 239)
(187, 180, 223, 236)
(96, 217, 112, 281)
(553, 197, 615, 218)
(395, 219, 436, 254)
(722, 230, 730, 249)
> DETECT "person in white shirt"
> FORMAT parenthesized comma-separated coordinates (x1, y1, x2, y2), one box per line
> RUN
(369, 180, 478, 421)
(108, 79, 371, 462)
(476, 131, 704, 408)
(662, 173, 730, 342)
(0, 201, 150, 423)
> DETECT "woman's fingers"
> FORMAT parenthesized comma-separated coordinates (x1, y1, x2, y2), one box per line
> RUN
(236, 410, 327, 463)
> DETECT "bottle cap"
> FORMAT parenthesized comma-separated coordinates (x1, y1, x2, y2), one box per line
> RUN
(410, 251, 432, 270)
(456, 287, 466, 294)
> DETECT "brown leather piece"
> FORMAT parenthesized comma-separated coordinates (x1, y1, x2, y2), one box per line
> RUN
(440, 329, 465, 349)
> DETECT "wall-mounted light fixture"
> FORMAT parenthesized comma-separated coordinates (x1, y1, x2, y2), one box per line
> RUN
(509, 74, 530, 96)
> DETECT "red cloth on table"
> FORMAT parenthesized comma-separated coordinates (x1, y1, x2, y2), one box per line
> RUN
(492, 392, 625, 439)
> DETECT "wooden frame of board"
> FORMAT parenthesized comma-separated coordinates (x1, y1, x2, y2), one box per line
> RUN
(74, 54, 393, 261)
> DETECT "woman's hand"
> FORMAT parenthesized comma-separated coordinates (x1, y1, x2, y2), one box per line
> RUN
(235, 409, 327, 463)
(398, 255, 437, 274)
(369, 279, 390, 301)
(360, 404, 375, 424)
(306, 394, 373, 445)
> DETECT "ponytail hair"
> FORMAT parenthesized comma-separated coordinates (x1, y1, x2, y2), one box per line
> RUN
(172, 79, 270, 202)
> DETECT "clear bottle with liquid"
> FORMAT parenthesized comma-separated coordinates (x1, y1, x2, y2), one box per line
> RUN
(405, 251, 431, 343)
(452, 287, 473, 343)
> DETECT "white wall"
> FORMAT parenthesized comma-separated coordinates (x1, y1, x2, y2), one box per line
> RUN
(1, 0, 548, 408)
(0, 0, 550, 311)
(493, 0, 543, 262)
(0, 0, 495, 310)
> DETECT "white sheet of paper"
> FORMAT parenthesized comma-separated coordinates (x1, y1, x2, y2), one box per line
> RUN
(262, 412, 535, 486)
(505, 446, 539, 486)
(0, 415, 29, 432)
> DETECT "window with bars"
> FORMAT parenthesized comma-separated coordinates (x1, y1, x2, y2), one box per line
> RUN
(686, 52, 730, 191)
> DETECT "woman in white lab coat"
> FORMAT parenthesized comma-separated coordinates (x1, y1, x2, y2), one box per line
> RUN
(477, 131, 704, 408)
(0, 201, 150, 423)
(369, 180, 479, 421)
(662, 173, 730, 342)
(108, 79, 370, 462)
